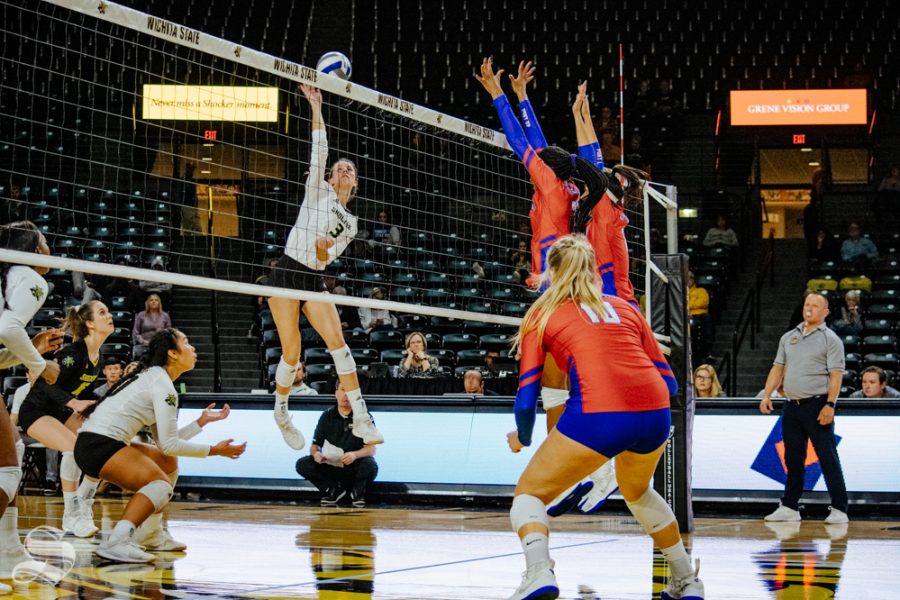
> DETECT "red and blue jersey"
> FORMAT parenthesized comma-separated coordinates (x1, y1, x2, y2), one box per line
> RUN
(493, 95, 577, 287)
(514, 296, 676, 445)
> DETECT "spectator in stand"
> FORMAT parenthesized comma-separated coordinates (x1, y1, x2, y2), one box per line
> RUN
(600, 130, 622, 165)
(92, 357, 125, 398)
(358, 288, 396, 332)
(829, 290, 864, 337)
(804, 168, 826, 256)
(509, 239, 531, 283)
(295, 383, 378, 507)
(332, 286, 362, 331)
(693, 364, 725, 398)
(702, 215, 739, 249)
(840, 222, 878, 270)
(367, 210, 401, 251)
(290, 362, 318, 396)
(398, 331, 441, 378)
(849, 366, 900, 399)
(877, 164, 900, 194)
(138, 256, 173, 308)
(687, 270, 713, 358)
(132, 293, 172, 358)
(809, 228, 841, 265)
(463, 369, 498, 396)
(597, 105, 618, 134)
(876, 164, 900, 221)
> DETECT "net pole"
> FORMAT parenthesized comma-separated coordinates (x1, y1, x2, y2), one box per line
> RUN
(619, 43, 625, 166)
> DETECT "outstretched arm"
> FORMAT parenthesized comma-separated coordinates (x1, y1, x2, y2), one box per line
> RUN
(300, 84, 323, 132)
(509, 61, 547, 151)
(474, 57, 529, 160)
(572, 81, 603, 170)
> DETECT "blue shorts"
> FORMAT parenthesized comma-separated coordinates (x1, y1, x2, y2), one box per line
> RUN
(555, 407, 672, 458)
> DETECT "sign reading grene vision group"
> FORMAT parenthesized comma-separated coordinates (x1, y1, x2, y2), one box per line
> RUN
(730, 89, 867, 126)
(142, 85, 278, 121)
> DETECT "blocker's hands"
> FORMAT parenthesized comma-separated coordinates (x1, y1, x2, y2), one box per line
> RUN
(474, 57, 505, 99)
(300, 84, 322, 109)
(509, 60, 536, 102)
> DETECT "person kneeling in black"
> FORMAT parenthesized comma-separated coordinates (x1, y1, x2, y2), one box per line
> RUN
(296, 383, 378, 508)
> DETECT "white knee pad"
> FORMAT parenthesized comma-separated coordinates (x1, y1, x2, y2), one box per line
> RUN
(330, 345, 356, 375)
(625, 488, 676, 535)
(15, 439, 25, 467)
(60, 451, 81, 483)
(0, 466, 21, 500)
(510, 494, 550, 534)
(137, 479, 174, 512)
(541, 387, 569, 409)
(275, 357, 298, 388)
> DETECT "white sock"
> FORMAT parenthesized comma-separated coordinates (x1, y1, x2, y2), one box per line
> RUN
(0, 508, 22, 549)
(136, 512, 163, 538)
(660, 538, 693, 580)
(346, 388, 370, 420)
(521, 532, 551, 570)
(63, 490, 77, 512)
(78, 478, 99, 501)
(167, 470, 178, 488)
(274, 392, 290, 424)
(109, 519, 136, 544)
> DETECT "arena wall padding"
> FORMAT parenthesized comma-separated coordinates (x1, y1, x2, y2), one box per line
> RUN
(650, 254, 694, 532)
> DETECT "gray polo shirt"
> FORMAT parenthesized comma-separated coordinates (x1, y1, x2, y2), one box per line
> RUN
(774, 322, 845, 399)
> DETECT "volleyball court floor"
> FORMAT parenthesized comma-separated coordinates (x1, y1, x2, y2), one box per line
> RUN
(7, 495, 899, 599)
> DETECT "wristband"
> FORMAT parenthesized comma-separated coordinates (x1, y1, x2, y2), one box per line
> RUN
(825, 400, 836, 408)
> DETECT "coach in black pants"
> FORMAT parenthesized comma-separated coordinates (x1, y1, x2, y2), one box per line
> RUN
(296, 384, 378, 508)
(760, 292, 848, 524)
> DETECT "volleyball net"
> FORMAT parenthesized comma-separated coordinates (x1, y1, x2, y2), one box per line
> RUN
(0, 0, 677, 335)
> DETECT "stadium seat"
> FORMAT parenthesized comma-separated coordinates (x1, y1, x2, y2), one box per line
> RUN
(342, 329, 368, 347)
(305, 364, 335, 382)
(863, 353, 900, 372)
(480, 333, 513, 351)
(867, 304, 899, 322)
(863, 335, 897, 354)
(839, 385, 856, 397)
(262, 329, 281, 348)
(107, 327, 131, 345)
(442, 333, 478, 350)
(456, 348, 489, 367)
(391, 287, 418, 301)
(359, 272, 386, 284)
(501, 302, 529, 317)
(369, 329, 404, 349)
(841, 370, 858, 387)
(844, 353, 862, 373)
(380, 349, 406, 364)
(428, 316, 461, 334)
(32, 308, 64, 327)
(397, 313, 428, 332)
(304, 347, 332, 364)
(464, 321, 495, 335)
(351, 348, 379, 365)
(424, 272, 451, 285)
(423, 332, 443, 348)
(110, 311, 133, 327)
(423, 288, 452, 303)
(466, 302, 494, 314)
(840, 334, 861, 354)
(431, 348, 457, 367)
(100, 343, 131, 362)
(870, 289, 900, 304)
(863, 319, 894, 335)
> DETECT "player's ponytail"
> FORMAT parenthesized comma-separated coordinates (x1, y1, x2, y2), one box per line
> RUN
(59, 301, 101, 341)
(0, 220, 44, 304)
(570, 157, 611, 233)
(105, 328, 182, 398)
(609, 164, 647, 209)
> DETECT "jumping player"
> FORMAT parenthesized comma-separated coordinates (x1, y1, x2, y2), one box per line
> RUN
(0, 221, 63, 593)
(74, 329, 245, 563)
(505, 235, 702, 600)
(268, 84, 381, 449)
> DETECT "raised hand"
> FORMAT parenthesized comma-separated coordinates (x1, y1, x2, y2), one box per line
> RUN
(572, 80, 587, 118)
(300, 84, 322, 109)
(474, 57, 505, 99)
(509, 60, 536, 102)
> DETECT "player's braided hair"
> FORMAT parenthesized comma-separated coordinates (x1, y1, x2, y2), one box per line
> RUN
(537, 146, 611, 234)
(0, 220, 44, 305)
(105, 328, 183, 398)
(608, 164, 648, 209)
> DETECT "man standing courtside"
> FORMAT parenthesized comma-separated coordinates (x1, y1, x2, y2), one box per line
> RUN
(760, 292, 849, 524)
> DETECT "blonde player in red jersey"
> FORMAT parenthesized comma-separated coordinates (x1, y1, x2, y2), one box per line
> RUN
(504, 235, 703, 600)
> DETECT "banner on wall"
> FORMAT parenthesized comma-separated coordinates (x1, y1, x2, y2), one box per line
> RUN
(730, 89, 867, 126)
(142, 85, 279, 121)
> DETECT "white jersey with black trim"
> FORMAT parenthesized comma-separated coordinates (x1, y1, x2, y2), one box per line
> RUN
(284, 128, 358, 271)
(0, 265, 49, 375)
(79, 366, 210, 458)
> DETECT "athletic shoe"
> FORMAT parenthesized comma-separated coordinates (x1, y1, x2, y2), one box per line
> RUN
(274, 413, 306, 450)
(824, 506, 849, 524)
(96, 539, 155, 563)
(577, 462, 618, 514)
(546, 480, 593, 518)
(824, 522, 849, 541)
(0, 545, 29, 579)
(576, 584, 601, 600)
(0, 581, 10, 595)
(350, 491, 366, 508)
(661, 560, 704, 600)
(134, 528, 187, 552)
(764, 520, 801, 541)
(63, 502, 98, 538)
(764, 503, 801, 522)
(352, 416, 384, 445)
(507, 560, 559, 600)
(320, 488, 347, 507)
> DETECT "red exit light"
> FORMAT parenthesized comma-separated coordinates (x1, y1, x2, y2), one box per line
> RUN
(203, 129, 218, 141)
(792, 134, 806, 145)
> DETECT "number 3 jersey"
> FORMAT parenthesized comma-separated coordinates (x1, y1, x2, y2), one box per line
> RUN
(285, 128, 358, 271)
(22, 340, 100, 415)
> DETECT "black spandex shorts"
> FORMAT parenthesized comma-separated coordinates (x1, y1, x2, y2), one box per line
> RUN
(270, 254, 325, 301)
(74, 431, 127, 479)
(17, 400, 72, 434)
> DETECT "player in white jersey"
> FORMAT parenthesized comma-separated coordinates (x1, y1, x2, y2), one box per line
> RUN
(0, 221, 64, 593)
(74, 328, 245, 563)
(268, 84, 382, 449)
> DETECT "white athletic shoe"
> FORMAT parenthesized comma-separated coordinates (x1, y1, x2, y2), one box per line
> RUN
(577, 462, 618, 514)
(824, 506, 849, 524)
(764, 503, 801, 522)
(63, 502, 97, 538)
(96, 539, 155, 563)
(764, 520, 801, 541)
(507, 560, 559, 600)
(661, 560, 704, 600)
(274, 412, 306, 450)
(0, 581, 10, 595)
(0, 544, 29, 579)
(352, 416, 384, 445)
(134, 527, 187, 552)
(546, 480, 593, 518)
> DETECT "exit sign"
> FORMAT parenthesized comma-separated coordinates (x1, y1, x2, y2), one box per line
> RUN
(203, 129, 218, 141)
(792, 134, 806, 145)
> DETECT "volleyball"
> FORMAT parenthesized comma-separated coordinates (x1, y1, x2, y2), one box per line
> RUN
(316, 51, 352, 80)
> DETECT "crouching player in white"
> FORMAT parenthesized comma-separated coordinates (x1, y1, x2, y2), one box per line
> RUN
(505, 236, 703, 600)
(73, 329, 246, 563)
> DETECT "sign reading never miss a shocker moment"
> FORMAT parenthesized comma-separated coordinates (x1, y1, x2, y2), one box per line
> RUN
(142, 85, 279, 122)
(730, 89, 868, 126)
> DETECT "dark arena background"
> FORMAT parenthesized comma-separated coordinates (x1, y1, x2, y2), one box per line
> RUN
(1, 0, 898, 598)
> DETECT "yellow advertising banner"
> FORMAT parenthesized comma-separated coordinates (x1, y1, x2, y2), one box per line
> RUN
(730, 89, 867, 126)
(142, 85, 278, 121)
